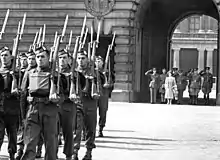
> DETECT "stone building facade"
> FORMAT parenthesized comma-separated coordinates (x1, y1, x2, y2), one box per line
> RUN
(0, 0, 220, 103)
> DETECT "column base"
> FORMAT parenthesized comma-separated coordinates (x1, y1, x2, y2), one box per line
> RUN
(111, 90, 134, 102)
(215, 93, 220, 106)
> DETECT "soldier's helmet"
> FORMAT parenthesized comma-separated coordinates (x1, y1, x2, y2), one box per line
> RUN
(58, 49, 69, 57)
(205, 66, 210, 70)
(0, 46, 11, 54)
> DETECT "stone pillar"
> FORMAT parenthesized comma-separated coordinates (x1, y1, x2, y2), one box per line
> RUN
(173, 48, 180, 69)
(206, 48, 213, 73)
(198, 48, 205, 71)
(216, 21, 220, 106)
(198, 16, 204, 33)
(207, 16, 214, 33)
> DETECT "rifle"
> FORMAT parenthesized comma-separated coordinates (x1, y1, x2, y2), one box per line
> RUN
(11, 13, 26, 94)
(0, 9, 10, 40)
(29, 31, 39, 52)
(65, 30, 73, 51)
(103, 32, 115, 88)
(69, 36, 80, 102)
(49, 31, 58, 68)
(78, 15, 87, 51)
(49, 35, 61, 101)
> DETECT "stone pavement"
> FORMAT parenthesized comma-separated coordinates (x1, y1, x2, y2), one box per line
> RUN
(1, 102, 220, 160)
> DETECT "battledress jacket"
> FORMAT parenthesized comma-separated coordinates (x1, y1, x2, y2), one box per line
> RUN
(20, 67, 67, 115)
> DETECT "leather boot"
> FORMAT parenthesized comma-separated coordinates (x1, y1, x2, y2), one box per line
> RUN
(9, 152, 15, 160)
(82, 149, 92, 160)
(15, 149, 23, 160)
(35, 147, 42, 158)
(98, 127, 104, 137)
(73, 150, 79, 160)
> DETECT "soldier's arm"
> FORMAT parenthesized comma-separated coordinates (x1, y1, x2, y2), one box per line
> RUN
(20, 71, 29, 120)
(145, 69, 152, 76)
(0, 74, 4, 93)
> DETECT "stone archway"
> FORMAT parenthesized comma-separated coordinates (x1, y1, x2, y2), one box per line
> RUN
(133, 0, 220, 103)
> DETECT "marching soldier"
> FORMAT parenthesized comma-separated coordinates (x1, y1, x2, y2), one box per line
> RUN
(188, 68, 201, 105)
(56, 49, 77, 160)
(145, 68, 160, 104)
(95, 56, 114, 137)
(20, 46, 66, 160)
(0, 47, 20, 160)
(73, 51, 100, 160)
(16, 51, 38, 160)
(159, 68, 167, 104)
(176, 70, 188, 104)
(200, 67, 214, 105)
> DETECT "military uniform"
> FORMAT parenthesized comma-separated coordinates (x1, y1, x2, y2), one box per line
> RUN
(0, 65, 20, 159)
(20, 48, 67, 160)
(176, 72, 188, 104)
(56, 50, 77, 159)
(159, 73, 167, 103)
(16, 52, 39, 160)
(145, 69, 160, 104)
(200, 67, 213, 104)
(188, 69, 201, 105)
(73, 52, 102, 160)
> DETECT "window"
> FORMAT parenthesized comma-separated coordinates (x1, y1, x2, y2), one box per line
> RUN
(189, 16, 200, 32)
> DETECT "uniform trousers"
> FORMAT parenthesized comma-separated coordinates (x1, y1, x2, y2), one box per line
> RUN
(98, 95, 109, 129)
(0, 113, 18, 154)
(74, 96, 97, 151)
(150, 88, 157, 103)
(21, 101, 58, 160)
(57, 100, 76, 157)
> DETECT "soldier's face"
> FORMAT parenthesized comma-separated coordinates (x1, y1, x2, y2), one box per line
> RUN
(20, 58, 28, 68)
(206, 69, 210, 73)
(77, 55, 88, 68)
(0, 50, 12, 66)
(59, 54, 69, 69)
(27, 55, 36, 67)
(36, 52, 49, 67)
(162, 69, 166, 74)
(95, 59, 103, 69)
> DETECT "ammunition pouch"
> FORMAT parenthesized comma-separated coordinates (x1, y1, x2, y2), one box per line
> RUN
(29, 72, 50, 97)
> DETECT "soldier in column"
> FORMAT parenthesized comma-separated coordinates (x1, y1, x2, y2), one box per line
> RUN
(145, 68, 160, 104)
(187, 68, 194, 104)
(95, 56, 114, 137)
(73, 51, 100, 160)
(176, 70, 188, 104)
(16, 51, 38, 160)
(188, 68, 201, 105)
(0, 47, 20, 160)
(159, 68, 167, 104)
(56, 49, 77, 160)
(20, 46, 67, 160)
(200, 67, 214, 105)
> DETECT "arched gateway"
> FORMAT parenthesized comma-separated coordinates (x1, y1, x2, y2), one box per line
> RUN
(0, 0, 219, 104)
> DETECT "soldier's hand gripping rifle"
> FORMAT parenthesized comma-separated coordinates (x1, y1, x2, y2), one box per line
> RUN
(103, 32, 116, 88)
(0, 9, 10, 40)
(69, 36, 81, 102)
(11, 13, 26, 95)
(49, 35, 61, 103)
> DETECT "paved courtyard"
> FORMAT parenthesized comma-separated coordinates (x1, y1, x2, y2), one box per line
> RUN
(1, 102, 220, 160)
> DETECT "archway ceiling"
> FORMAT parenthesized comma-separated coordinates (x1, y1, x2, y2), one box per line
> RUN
(137, 0, 219, 27)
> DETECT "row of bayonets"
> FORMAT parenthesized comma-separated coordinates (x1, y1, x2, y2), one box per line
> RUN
(0, 9, 116, 97)
(0, 9, 116, 65)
